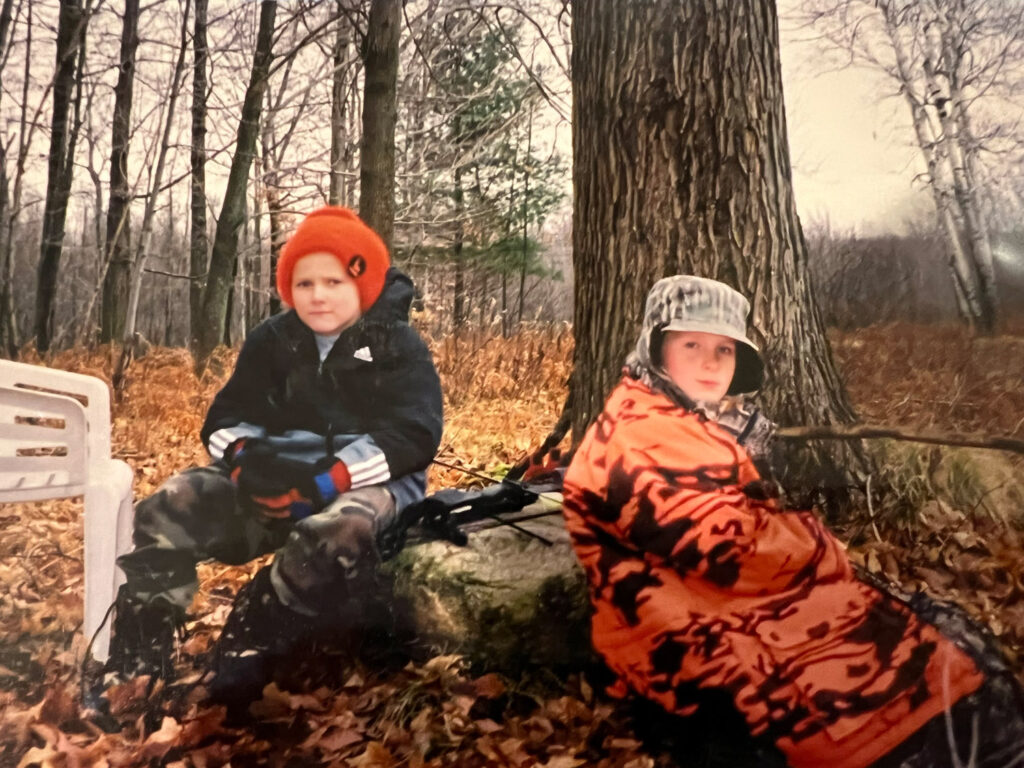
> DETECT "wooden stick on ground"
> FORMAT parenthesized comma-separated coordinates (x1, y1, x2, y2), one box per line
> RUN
(777, 424, 1024, 456)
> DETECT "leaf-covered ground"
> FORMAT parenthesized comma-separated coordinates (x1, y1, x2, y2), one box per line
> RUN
(2, 323, 1023, 767)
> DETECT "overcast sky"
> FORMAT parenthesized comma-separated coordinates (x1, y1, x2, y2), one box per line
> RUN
(779, 9, 934, 236)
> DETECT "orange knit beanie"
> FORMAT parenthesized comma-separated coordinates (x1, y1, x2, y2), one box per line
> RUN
(276, 206, 390, 312)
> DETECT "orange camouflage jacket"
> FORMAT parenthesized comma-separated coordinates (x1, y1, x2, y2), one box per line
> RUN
(562, 377, 983, 768)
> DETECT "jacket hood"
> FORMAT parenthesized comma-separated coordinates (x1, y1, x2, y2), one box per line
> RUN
(364, 267, 415, 324)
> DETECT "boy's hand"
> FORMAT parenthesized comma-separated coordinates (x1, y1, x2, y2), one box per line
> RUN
(231, 448, 352, 514)
(263, 455, 352, 508)
(224, 437, 250, 466)
(249, 488, 315, 521)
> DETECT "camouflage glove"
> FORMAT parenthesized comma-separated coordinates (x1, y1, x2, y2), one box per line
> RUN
(737, 410, 777, 466)
(732, 410, 787, 498)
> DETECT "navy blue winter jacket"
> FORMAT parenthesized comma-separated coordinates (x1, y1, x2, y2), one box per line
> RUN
(200, 268, 443, 510)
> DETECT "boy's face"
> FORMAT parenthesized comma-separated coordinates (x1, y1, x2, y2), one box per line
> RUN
(290, 252, 361, 335)
(661, 330, 736, 402)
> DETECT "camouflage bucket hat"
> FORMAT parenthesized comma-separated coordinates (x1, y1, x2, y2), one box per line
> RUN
(637, 274, 764, 395)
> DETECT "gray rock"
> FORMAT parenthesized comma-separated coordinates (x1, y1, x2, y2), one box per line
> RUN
(382, 496, 593, 672)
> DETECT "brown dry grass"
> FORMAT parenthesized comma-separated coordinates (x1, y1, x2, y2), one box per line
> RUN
(832, 320, 1024, 438)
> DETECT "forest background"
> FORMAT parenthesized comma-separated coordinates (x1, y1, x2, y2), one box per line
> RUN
(3, 0, 1024, 766)
(2, 0, 1024, 353)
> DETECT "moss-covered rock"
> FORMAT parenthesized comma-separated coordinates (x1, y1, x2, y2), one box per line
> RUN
(382, 497, 592, 672)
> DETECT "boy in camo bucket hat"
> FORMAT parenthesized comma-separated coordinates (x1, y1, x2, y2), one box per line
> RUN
(564, 274, 1024, 768)
(627, 274, 763, 398)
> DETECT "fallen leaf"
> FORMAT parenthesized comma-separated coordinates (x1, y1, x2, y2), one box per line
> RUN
(317, 726, 365, 753)
(38, 684, 77, 727)
(349, 741, 394, 768)
(16, 745, 59, 768)
(104, 676, 151, 716)
(138, 716, 182, 761)
(472, 673, 505, 699)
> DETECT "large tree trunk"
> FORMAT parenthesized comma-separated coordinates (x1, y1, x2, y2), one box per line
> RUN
(359, 0, 400, 249)
(35, 0, 88, 352)
(100, 0, 140, 343)
(570, 0, 871, 510)
(195, 0, 276, 369)
(189, 0, 209, 356)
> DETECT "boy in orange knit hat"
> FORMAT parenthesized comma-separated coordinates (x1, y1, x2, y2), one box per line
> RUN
(95, 207, 443, 718)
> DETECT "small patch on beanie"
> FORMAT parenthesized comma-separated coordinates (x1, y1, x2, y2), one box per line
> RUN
(348, 254, 366, 278)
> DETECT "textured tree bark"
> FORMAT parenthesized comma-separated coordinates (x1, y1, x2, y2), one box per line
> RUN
(100, 0, 140, 343)
(570, 0, 871, 509)
(113, 0, 190, 391)
(189, 0, 209, 356)
(0, 0, 17, 356)
(359, 0, 400, 249)
(329, 0, 354, 207)
(35, 0, 88, 352)
(195, 0, 276, 369)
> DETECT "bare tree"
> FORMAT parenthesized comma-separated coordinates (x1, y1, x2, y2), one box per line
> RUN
(792, 0, 1024, 333)
(100, 0, 140, 342)
(195, 0, 277, 368)
(112, 0, 191, 388)
(0, 0, 21, 357)
(360, 0, 401, 248)
(189, 0, 209, 353)
(330, 0, 358, 206)
(35, 0, 92, 352)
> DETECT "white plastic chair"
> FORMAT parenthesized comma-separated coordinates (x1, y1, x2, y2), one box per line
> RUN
(0, 360, 134, 662)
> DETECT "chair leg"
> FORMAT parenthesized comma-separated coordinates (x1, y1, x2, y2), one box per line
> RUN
(83, 460, 135, 663)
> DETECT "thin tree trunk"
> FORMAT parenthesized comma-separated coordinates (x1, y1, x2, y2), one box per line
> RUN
(453, 164, 465, 329)
(518, 106, 533, 327)
(570, 0, 871, 511)
(0, 0, 18, 357)
(189, 0, 209, 356)
(195, 0, 276, 369)
(329, 0, 352, 206)
(35, 0, 89, 352)
(113, 0, 190, 389)
(2, 0, 35, 355)
(359, 0, 400, 248)
(880, 3, 988, 331)
(100, 0, 139, 343)
(248, 178, 263, 330)
(0, 138, 12, 358)
(259, 97, 284, 316)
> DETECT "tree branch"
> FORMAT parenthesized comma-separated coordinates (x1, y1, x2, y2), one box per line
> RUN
(777, 424, 1024, 455)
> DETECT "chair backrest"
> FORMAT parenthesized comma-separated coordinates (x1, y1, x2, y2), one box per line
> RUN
(0, 360, 113, 464)
(0, 384, 89, 502)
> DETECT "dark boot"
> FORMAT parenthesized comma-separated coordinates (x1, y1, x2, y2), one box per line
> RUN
(82, 585, 183, 720)
(105, 585, 183, 681)
(207, 566, 314, 718)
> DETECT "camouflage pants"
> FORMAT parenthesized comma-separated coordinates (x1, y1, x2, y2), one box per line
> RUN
(870, 590, 1024, 768)
(115, 464, 396, 617)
